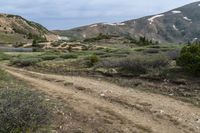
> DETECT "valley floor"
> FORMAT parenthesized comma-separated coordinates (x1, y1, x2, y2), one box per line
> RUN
(3, 66, 200, 133)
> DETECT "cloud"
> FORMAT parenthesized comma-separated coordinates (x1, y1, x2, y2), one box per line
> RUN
(0, 0, 199, 29)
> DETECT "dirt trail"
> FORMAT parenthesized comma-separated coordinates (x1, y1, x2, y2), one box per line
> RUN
(3, 66, 200, 133)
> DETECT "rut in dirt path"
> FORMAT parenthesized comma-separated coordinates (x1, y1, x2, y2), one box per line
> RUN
(3, 66, 200, 133)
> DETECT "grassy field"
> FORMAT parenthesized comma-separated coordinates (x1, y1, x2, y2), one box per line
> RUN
(0, 42, 186, 78)
(0, 43, 184, 78)
(1, 42, 200, 107)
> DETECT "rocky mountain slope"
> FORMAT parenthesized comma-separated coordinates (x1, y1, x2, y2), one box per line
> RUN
(0, 14, 57, 45)
(54, 1, 200, 43)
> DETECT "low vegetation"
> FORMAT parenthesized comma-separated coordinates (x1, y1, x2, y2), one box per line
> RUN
(9, 52, 79, 67)
(10, 57, 42, 67)
(83, 33, 112, 42)
(127, 36, 159, 46)
(0, 52, 11, 60)
(1, 39, 200, 112)
(88, 54, 99, 67)
(0, 69, 52, 132)
(60, 53, 78, 59)
(97, 55, 169, 75)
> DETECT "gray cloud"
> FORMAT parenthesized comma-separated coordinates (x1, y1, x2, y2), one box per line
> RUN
(0, 0, 199, 29)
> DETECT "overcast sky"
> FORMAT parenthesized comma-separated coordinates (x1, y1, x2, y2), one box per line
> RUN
(0, 0, 199, 30)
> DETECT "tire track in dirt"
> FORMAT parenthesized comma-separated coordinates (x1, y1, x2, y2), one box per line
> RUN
(3, 66, 200, 133)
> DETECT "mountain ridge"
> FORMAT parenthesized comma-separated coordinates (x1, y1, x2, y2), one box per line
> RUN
(54, 1, 200, 43)
(0, 13, 57, 45)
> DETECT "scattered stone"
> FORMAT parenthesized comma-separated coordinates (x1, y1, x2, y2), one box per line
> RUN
(73, 128, 83, 133)
(196, 119, 200, 123)
(51, 130, 58, 133)
(160, 110, 164, 114)
(45, 98, 50, 101)
(100, 93, 105, 97)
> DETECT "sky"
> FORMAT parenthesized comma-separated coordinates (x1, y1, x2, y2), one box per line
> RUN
(0, 0, 199, 30)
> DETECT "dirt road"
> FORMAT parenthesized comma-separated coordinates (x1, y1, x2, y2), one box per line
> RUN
(3, 66, 200, 133)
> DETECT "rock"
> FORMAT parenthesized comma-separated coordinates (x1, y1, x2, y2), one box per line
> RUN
(100, 93, 105, 97)
(45, 98, 50, 101)
(196, 119, 200, 123)
(73, 128, 83, 133)
(51, 130, 58, 133)
(160, 110, 164, 114)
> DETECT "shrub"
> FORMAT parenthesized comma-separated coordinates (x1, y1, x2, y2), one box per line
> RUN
(117, 58, 147, 74)
(40, 55, 59, 60)
(83, 33, 112, 42)
(60, 53, 78, 59)
(177, 44, 200, 75)
(40, 52, 60, 60)
(144, 49, 160, 54)
(88, 54, 99, 67)
(10, 58, 42, 67)
(0, 69, 51, 132)
(0, 88, 51, 132)
(32, 40, 44, 48)
(98, 55, 168, 75)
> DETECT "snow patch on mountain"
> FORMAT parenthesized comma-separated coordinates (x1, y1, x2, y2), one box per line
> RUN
(148, 14, 164, 24)
(58, 36, 69, 41)
(90, 24, 98, 27)
(172, 11, 182, 14)
(183, 16, 192, 22)
(116, 23, 125, 26)
(173, 25, 178, 31)
(103, 23, 116, 26)
(192, 38, 198, 42)
(102, 22, 125, 26)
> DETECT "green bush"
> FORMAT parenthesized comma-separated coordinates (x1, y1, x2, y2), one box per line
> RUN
(60, 53, 78, 59)
(177, 44, 200, 75)
(40, 52, 60, 60)
(40, 55, 59, 60)
(10, 58, 42, 67)
(0, 52, 10, 61)
(83, 33, 112, 42)
(88, 54, 99, 67)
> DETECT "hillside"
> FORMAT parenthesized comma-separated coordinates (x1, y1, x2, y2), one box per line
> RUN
(54, 1, 200, 43)
(0, 14, 57, 45)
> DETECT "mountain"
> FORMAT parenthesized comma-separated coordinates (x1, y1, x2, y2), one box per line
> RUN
(0, 13, 57, 45)
(54, 1, 200, 43)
